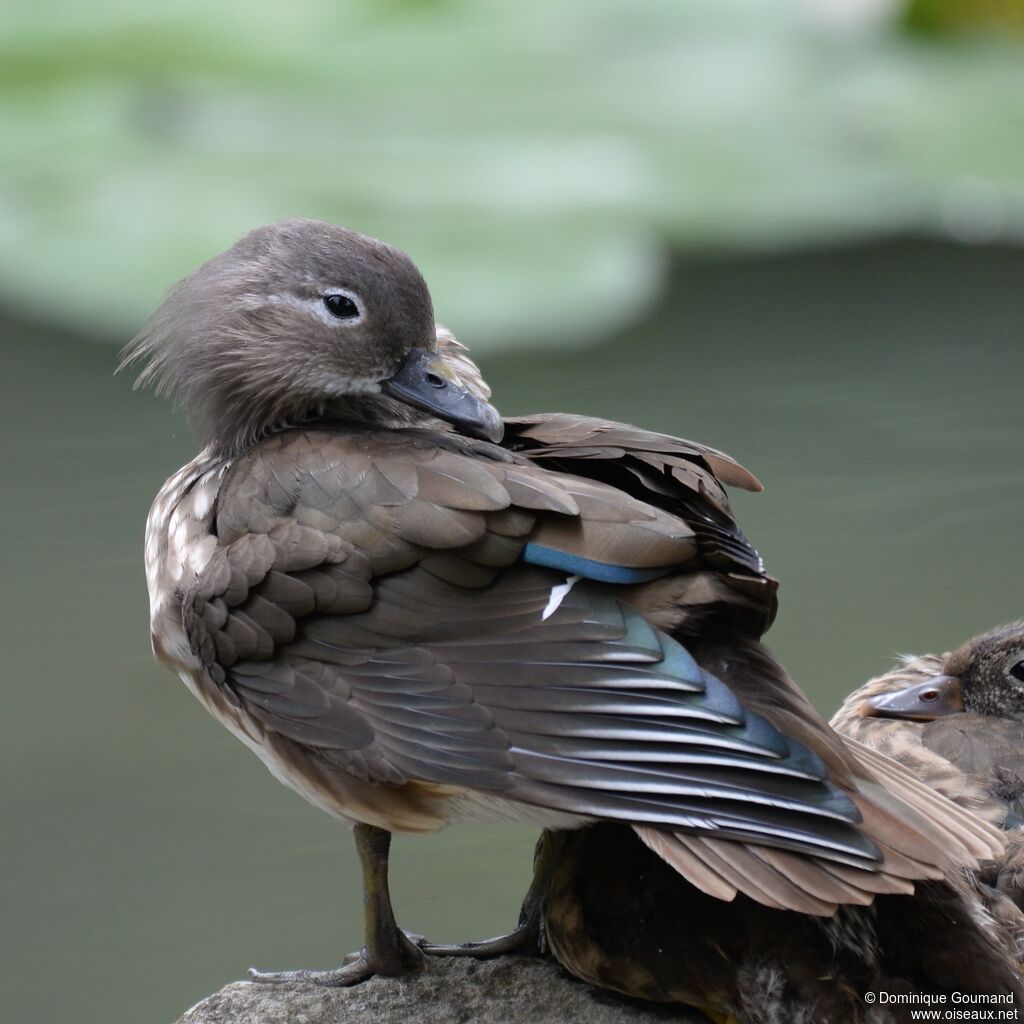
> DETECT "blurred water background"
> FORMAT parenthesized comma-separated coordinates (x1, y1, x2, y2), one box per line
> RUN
(4, 2, 1024, 1022)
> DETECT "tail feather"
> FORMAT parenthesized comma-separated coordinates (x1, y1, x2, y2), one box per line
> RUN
(753, 845, 878, 904)
(635, 826, 739, 902)
(683, 834, 840, 915)
(634, 825, 931, 915)
(634, 735, 1004, 915)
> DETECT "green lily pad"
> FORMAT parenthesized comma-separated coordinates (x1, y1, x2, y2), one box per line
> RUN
(2, 0, 1023, 347)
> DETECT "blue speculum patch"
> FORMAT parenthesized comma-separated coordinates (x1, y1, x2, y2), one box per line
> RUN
(522, 542, 672, 584)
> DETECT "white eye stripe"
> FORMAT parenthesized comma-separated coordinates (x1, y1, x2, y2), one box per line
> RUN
(266, 289, 366, 327)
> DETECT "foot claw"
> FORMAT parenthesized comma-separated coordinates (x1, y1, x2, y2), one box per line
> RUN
(248, 960, 379, 987)
(249, 932, 425, 988)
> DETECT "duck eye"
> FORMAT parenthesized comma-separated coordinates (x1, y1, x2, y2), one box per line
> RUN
(323, 293, 361, 320)
(1010, 660, 1024, 683)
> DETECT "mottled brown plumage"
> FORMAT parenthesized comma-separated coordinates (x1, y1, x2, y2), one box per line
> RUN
(834, 623, 1024, 926)
(127, 220, 1004, 989)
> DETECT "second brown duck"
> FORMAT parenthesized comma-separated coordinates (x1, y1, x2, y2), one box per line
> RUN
(834, 622, 1024, 918)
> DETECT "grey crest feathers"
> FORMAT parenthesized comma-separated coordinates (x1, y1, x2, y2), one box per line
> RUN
(120, 219, 447, 455)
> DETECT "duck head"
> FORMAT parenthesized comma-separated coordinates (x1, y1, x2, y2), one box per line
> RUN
(860, 675, 964, 721)
(121, 219, 503, 455)
(862, 622, 1024, 723)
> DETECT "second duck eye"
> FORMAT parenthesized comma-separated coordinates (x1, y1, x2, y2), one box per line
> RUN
(323, 293, 362, 321)
(1009, 660, 1024, 683)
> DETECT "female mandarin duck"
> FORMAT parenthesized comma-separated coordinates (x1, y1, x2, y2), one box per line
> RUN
(833, 622, 1024, 919)
(125, 220, 1004, 988)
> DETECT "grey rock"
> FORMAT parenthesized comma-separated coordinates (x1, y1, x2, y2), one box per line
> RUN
(177, 956, 712, 1023)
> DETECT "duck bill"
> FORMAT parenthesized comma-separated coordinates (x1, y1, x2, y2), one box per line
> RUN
(860, 675, 964, 721)
(382, 348, 504, 443)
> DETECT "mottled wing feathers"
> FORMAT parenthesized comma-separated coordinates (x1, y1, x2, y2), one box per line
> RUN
(179, 426, 999, 915)
(212, 430, 696, 579)
(303, 569, 872, 844)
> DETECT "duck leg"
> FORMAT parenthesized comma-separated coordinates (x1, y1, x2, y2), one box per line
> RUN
(250, 823, 424, 986)
(414, 828, 555, 960)
(417, 857, 546, 959)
